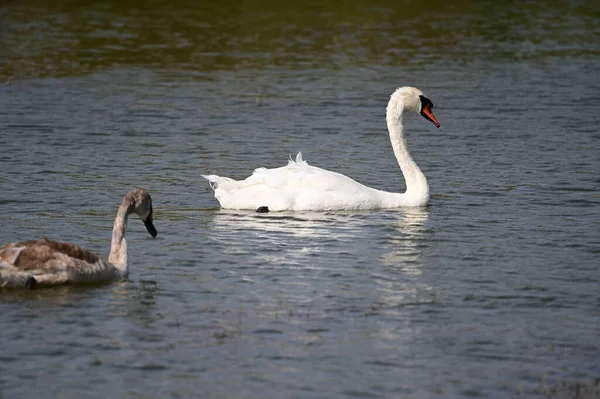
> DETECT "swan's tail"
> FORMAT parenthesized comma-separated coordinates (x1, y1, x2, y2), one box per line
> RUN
(201, 174, 234, 190)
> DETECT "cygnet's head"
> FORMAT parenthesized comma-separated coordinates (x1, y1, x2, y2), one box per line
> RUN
(124, 188, 158, 238)
(387, 86, 440, 128)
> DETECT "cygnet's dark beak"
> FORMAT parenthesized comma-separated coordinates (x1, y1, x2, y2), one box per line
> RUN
(143, 213, 158, 237)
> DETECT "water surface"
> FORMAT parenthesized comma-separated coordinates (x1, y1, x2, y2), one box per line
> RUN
(1, 1, 599, 398)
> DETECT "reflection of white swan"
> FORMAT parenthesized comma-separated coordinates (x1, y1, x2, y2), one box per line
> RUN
(210, 210, 358, 251)
(377, 208, 436, 307)
(202, 86, 440, 211)
(207, 209, 434, 315)
(380, 208, 429, 274)
(0, 189, 157, 289)
(209, 210, 384, 268)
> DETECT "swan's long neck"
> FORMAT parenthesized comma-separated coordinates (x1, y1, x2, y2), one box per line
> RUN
(108, 202, 131, 275)
(386, 107, 429, 206)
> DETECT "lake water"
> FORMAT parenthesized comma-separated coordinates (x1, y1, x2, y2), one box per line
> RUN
(1, 1, 599, 398)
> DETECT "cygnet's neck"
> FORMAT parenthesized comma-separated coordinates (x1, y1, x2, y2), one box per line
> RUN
(108, 202, 131, 274)
(385, 105, 429, 207)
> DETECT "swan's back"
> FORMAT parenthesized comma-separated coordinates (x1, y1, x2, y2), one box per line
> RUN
(203, 153, 392, 211)
(0, 239, 100, 271)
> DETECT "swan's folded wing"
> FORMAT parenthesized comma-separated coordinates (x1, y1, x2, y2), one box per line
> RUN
(202, 153, 376, 210)
(246, 156, 360, 191)
(0, 243, 26, 267)
(0, 239, 99, 272)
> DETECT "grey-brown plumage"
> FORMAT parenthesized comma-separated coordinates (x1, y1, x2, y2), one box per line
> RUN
(0, 188, 157, 289)
(1, 239, 101, 270)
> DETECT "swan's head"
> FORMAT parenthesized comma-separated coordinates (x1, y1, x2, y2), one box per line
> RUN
(124, 188, 158, 238)
(388, 86, 440, 128)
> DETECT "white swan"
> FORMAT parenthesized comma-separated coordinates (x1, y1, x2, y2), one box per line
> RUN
(202, 86, 440, 211)
(0, 188, 157, 289)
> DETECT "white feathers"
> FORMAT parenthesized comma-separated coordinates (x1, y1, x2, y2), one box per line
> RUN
(202, 86, 437, 211)
(203, 152, 410, 211)
(292, 152, 305, 164)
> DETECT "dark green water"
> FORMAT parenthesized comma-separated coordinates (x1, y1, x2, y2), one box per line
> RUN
(1, 1, 599, 398)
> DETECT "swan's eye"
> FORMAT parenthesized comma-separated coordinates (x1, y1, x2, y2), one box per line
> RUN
(419, 95, 433, 110)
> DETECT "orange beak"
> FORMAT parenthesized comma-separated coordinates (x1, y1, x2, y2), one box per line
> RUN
(421, 103, 440, 128)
